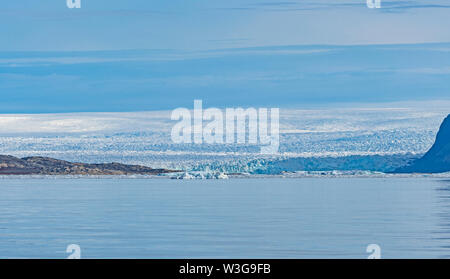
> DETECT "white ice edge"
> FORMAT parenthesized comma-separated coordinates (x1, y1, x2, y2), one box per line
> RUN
(0, 171, 450, 179)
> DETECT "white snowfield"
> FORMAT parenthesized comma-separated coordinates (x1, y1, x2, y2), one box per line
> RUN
(0, 101, 448, 175)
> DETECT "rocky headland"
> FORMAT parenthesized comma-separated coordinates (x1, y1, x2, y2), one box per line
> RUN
(0, 155, 178, 175)
(395, 114, 450, 173)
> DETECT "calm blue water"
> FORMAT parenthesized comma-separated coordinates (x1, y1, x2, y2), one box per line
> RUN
(1, 178, 450, 259)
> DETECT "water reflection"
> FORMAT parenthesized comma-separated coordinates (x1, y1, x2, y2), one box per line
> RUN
(3, 178, 450, 258)
(434, 180, 450, 258)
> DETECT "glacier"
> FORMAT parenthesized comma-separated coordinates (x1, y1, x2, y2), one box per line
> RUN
(0, 102, 448, 176)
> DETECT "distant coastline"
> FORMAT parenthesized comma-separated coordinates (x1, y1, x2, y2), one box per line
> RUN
(0, 155, 179, 175)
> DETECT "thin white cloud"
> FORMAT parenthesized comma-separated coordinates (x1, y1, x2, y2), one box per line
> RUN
(0, 48, 332, 66)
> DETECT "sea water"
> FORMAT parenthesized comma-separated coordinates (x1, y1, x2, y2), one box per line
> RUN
(1, 177, 450, 259)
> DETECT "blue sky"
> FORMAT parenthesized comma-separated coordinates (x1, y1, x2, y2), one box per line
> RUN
(0, 0, 450, 112)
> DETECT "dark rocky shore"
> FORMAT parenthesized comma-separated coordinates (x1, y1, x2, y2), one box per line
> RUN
(395, 114, 450, 173)
(0, 155, 179, 175)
